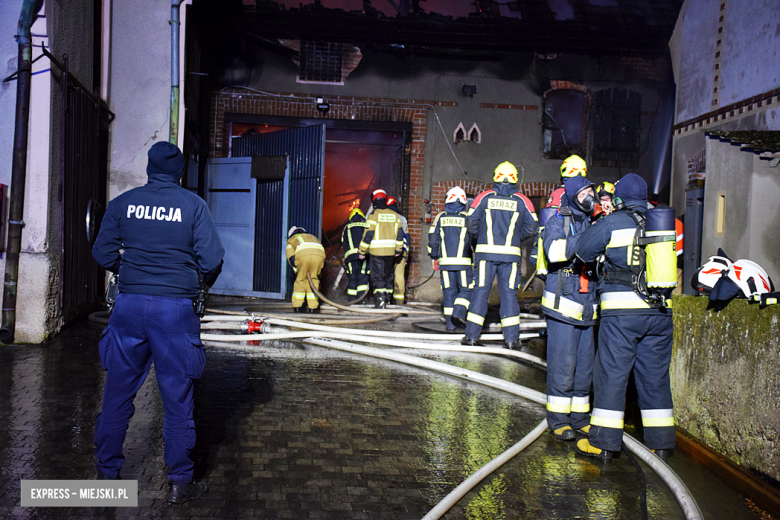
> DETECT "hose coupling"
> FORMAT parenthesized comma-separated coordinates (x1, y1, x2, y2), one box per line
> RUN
(245, 320, 266, 334)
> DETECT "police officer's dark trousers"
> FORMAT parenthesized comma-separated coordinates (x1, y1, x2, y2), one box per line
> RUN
(95, 293, 205, 483)
(370, 255, 395, 302)
(465, 260, 521, 342)
(441, 267, 473, 328)
(346, 259, 369, 301)
(546, 317, 594, 430)
(590, 314, 675, 451)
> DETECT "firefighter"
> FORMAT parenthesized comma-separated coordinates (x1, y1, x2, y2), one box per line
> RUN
(287, 226, 326, 313)
(597, 182, 615, 216)
(387, 196, 408, 305)
(428, 186, 474, 330)
(462, 162, 539, 348)
(541, 176, 599, 441)
(573, 173, 675, 463)
(546, 154, 588, 208)
(359, 189, 404, 308)
(341, 208, 370, 301)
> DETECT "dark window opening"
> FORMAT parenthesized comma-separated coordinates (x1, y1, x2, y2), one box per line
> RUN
(298, 40, 343, 84)
(592, 87, 641, 168)
(542, 89, 587, 160)
(455, 127, 465, 142)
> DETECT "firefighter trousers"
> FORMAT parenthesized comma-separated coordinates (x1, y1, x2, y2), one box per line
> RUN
(589, 314, 675, 452)
(292, 254, 324, 309)
(440, 267, 474, 329)
(545, 317, 594, 430)
(464, 260, 522, 342)
(94, 293, 205, 483)
(370, 255, 395, 302)
(393, 255, 407, 304)
(346, 259, 369, 301)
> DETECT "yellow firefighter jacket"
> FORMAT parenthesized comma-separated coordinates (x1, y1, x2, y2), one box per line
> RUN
(358, 208, 404, 257)
(286, 233, 325, 272)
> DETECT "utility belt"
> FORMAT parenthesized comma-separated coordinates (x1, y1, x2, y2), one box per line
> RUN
(105, 274, 208, 317)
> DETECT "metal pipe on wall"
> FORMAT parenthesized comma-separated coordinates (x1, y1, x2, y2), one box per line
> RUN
(0, 0, 43, 344)
(169, 0, 182, 144)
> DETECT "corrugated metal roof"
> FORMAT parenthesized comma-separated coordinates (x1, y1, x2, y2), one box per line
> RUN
(706, 131, 780, 157)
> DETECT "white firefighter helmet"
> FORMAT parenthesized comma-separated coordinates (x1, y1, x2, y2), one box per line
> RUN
(445, 186, 467, 205)
(691, 255, 733, 294)
(726, 259, 773, 299)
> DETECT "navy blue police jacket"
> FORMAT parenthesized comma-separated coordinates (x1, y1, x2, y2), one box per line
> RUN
(467, 182, 538, 263)
(575, 204, 671, 317)
(427, 201, 472, 271)
(92, 172, 225, 299)
(541, 204, 598, 326)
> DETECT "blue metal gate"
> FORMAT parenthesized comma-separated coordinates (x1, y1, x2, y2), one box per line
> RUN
(232, 125, 326, 298)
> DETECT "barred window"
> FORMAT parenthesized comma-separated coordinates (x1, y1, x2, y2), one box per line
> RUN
(298, 40, 343, 84)
(592, 88, 641, 168)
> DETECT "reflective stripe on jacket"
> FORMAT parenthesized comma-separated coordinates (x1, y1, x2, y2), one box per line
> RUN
(428, 210, 472, 270)
(575, 207, 672, 317)
(359, 208, 404, 257)
(286, 233, 325, 273)
(540, 208, 597, 326)
(467, 183, 538, 263)
(342, 217, 369, 263)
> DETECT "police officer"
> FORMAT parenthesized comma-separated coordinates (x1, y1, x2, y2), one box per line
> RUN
(573, 173, 675, 462)
(546, 154, 588, 208)
(359, 189, 404, 308)
(341, 208, 370, 301)
(287, 226, 326, 312)
(541, 177, 599, 441)
(428, 187, 474, 330)
(462, 162, 539, 348)
(92, 141, 224, 503)
(387, 196, 409, 305)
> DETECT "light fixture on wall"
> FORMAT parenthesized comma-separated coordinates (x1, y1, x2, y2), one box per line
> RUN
(461, 84, 477, 97)
(316, 97, 330, 113)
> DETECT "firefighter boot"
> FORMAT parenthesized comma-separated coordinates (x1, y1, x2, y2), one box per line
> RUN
(652, 449, 673, 462)
(552, 426, 576, 441)
(575, 439, 612, 462)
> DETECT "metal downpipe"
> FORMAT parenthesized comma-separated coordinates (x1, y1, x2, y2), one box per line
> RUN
(169, 0, 181, 144)
(0, 0, 41, 344)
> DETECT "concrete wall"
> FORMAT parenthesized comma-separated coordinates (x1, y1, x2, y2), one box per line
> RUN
(107, 0, 171, 199)
(671, 295, 780, 482)
(239, 47, 671, 191)
(696, 132, 780, 282)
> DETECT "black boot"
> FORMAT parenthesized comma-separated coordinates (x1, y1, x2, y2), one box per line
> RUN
(460, 336, 482, 346)
(505, 341, 520, 350)
(374, 294, 384, 309)
(293, 306, 303, 313)
(168, 480, 208, 504)
(307, 306, 320, 314)
(652, 449, 673, 462)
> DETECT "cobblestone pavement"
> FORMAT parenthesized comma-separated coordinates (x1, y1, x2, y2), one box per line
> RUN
(0, 317, 769, 519)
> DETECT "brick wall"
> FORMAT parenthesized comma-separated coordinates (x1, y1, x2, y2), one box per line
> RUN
(209, 88, 457, 287)
(431, 180, 558, 210)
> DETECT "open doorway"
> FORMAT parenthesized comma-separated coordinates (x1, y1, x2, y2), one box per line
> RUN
(225, 115, 411, 301)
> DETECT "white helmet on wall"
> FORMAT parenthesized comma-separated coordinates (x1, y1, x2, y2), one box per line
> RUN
(691, 255, 733, 294)
(726, 259, 773, 300)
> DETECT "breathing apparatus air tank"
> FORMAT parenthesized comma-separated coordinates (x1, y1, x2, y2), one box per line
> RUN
(535, 207, 558, 276)
(644, 207, 677, 289)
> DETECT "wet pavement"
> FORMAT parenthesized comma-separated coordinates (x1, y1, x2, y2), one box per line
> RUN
(0, 313, 772, 519)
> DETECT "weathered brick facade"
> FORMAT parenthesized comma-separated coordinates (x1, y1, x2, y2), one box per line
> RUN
(210, 88, 456, 286)
(431, 180, 558, 210)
